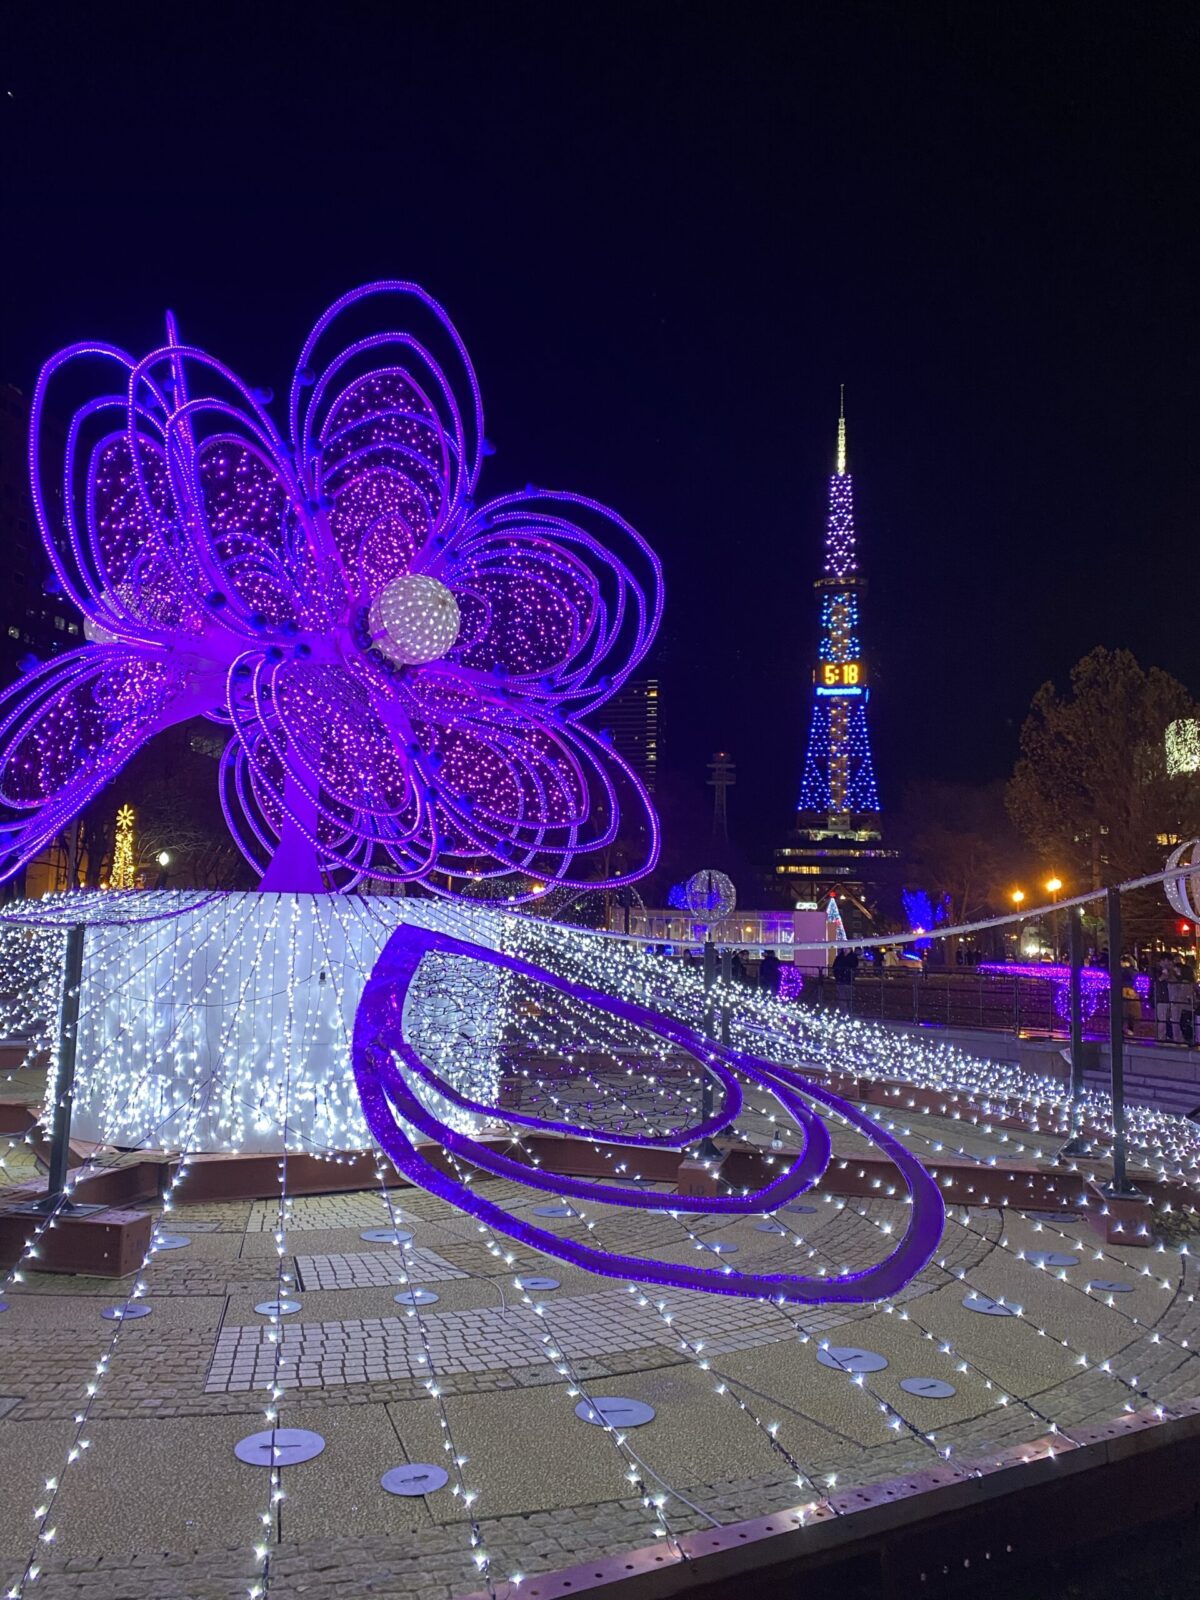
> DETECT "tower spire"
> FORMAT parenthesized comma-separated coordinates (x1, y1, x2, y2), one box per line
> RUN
(836, 385, 847, 476)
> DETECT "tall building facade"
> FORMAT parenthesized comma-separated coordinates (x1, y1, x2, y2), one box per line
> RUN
(773, 398, 895, 914)
(0, 384, 81, 688)
(603, 677, 660, 795)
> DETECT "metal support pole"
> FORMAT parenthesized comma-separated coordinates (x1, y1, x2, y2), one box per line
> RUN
(1102, 887, 1141, 1199)
(719, 948, 732, 1048)
(697, 941, 721, 1160)
(1059, 906, 1091, 1158)
(13, 923, 103, 1217)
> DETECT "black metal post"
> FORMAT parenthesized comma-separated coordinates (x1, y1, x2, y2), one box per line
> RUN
(1059, 906, 1091, 1158)
(16, 923, 104, 1216)
(719, 948, 732, 1048)
(697, 941, 721, 1160)
(1102, 887, 1141, 1199)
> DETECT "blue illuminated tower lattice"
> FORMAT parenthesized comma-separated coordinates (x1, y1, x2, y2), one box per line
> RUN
(797, 395, 880, 820)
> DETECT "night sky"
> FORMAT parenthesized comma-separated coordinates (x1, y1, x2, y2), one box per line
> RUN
(4, 3, 1197, 863)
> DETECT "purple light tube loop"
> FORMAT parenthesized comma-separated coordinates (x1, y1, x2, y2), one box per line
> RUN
(353, 925, 944, 1303)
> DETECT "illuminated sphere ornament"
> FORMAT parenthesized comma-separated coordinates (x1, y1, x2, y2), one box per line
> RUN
(684, 868, 736, 922)
(1165, 838, 1200, 925)
(368, 574, 461, 666)
(0, 282, 663, 898)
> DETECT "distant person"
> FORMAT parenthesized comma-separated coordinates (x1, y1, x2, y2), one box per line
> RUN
(731, 950, 747, 984)
(832, 946, 858, 1007)
(1120, 961, 1142, 1037)
(760, 949, 781, 997)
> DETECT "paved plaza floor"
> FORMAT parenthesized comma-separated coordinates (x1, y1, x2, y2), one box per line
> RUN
(2, 1085, 1199, 1600)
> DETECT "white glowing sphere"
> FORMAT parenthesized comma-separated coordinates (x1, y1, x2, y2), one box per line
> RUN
(368, 574, 461, 665)
(1165, 839, 1200, 924)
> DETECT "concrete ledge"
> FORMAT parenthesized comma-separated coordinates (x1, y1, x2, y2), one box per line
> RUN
(0, 1200, 151, 1276)
(454, 1406, 1200, 1600)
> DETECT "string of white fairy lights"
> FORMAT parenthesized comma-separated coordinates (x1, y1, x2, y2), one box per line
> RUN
(334, 900, 742, 1574)
(3, 907, 237, 1599)
(479, 1011, 960, 1484)
(0, 898, 262, 1320)
(0, 879, 1196, 1589)
(695, 1071, 1187, 1434)
(321, 899, 497, 1595)
(251, 895, 298, 1599)
(383, 911, 1200, 1453)
(472, 967, 1192, 1478)
(4, 898, 285, 1597)
(404, 958, 866, 1516)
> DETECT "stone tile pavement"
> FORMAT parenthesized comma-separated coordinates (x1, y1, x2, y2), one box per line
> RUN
(1, 1118, 1198, 1599)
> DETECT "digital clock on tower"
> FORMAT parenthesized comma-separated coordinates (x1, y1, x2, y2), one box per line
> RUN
(817, 661, 864, 687)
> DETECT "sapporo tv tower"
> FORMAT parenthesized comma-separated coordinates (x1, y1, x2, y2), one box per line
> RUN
(773, 392, 896, 920)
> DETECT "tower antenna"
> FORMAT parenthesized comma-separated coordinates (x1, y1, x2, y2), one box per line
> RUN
(836, 385, 847, 477)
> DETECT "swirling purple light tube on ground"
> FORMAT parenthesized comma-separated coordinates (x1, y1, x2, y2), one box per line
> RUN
(352, 925, 945, 1304)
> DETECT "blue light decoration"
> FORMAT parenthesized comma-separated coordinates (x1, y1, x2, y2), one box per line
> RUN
(901, 888, 949, 955)
(797, 399, 880, 817)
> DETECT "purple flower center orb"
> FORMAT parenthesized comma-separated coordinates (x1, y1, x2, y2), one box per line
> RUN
(0, 282, 662, 900)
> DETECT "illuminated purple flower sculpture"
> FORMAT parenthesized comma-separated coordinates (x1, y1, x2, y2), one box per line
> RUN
(0, 284, 662, 896)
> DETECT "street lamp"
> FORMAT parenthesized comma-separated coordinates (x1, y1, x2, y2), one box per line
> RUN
(1045, 876, 1063, 960)
(155, 850, 172, 890)
(1009, 890, 1025, 955)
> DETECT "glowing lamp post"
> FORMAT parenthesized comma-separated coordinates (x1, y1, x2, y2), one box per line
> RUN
(1046, 877, 1063, 959)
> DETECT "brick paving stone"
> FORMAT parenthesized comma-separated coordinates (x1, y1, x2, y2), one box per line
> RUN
(295, 1247, 467, 1290)
(1, 1115, 1198, 1600)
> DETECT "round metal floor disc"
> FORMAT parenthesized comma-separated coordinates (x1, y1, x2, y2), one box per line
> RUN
(255, 1300, 301, 1316)
(101, 1303, 151, 1320)
(533, 1205, 573, 1218)
(1088, 1279, 1134, 1293)
(900, 1376, 956, 1398)
(755, 1220, 787, 1233)
(575, 1397, 656, 1427)
(1024, 1250, 1079, 1268)
(394, 1288, 439, 1306)
(518, 1276, 560, 1291)
(235, 1428, 325, 1466)
(381, 1463, 449, 1496)
(360, 1229, 412, 1244)
(963, 1292, 1017, 1316)
(153, 1234, 190, 1250)
(816, 1345, 888, 1373)
(707, 1241, 737, 1253)
(785, 1203, 817, 1214)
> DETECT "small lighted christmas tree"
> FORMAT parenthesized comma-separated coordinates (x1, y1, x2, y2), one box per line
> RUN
(110, 804, 136, 890)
